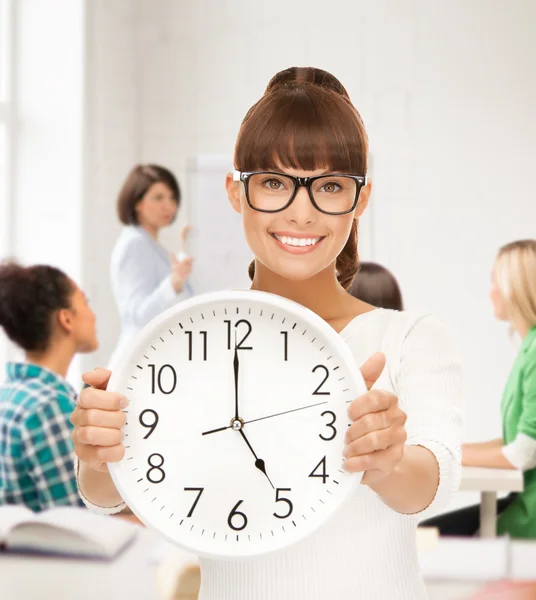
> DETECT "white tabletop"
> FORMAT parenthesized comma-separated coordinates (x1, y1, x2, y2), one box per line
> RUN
(0, 525, 162, 600)
(460, 466, 524, 493)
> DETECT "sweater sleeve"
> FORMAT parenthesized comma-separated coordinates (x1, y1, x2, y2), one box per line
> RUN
(516, 349, 536, 440)
(502, 432, 536, 470)
(502, 348, 536, 470)
(117, 238, 189, 329)
(393, 314, 464, 520)
(74, 457, 126, 515)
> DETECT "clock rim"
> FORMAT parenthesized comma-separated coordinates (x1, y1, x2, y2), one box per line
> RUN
(107, 289, 365, 559)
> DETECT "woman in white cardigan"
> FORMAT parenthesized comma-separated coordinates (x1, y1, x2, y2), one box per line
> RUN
(109, 164, 194, 368)
(73, 69, 462, 599)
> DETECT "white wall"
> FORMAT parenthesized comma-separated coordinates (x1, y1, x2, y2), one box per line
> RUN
(13, 0, 84, 276)
(81, 0, 142, 373)
(374, 1, 536, 442)
(0, 0, 85, 384)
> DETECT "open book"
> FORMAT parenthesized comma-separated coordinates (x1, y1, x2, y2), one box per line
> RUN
(0, 505, 137, 560)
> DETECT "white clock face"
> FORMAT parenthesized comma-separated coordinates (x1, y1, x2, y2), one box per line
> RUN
(108, 291, 365, 559)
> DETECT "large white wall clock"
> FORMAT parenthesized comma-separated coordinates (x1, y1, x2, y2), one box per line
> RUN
(108, 290, 366, 559)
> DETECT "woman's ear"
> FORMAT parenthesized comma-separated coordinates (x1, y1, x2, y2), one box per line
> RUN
(354, 179, 372, 219)
(57, 308, 74, 335)
(225, 172, 242, 214)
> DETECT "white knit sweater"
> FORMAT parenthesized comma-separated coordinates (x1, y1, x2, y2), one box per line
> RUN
(79, 308, 463, 600)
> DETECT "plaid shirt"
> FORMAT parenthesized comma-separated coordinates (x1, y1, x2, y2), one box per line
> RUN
(0, 362, 84, 512)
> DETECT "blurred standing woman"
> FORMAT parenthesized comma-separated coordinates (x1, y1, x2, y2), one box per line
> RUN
(110, 164, 194, 368)
(0, 262, 98, 511)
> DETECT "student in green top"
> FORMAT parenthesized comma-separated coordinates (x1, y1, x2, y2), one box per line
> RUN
(0, 261, 99, 511)
(423, 239, 536, 537)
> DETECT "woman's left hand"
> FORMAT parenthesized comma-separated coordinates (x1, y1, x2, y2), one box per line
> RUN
(344, 353, 408, 486)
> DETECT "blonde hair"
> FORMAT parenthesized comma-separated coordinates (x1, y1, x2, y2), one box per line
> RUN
(494, 240, 536, 330)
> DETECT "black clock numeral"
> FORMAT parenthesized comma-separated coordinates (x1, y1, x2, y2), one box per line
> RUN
(149, 364, 177, 395)
(312, 365, 330, 396)
(139, 409, 159, 439)
(146, 453, 166, 484)
(184, 487, 204, 517)
(308, 456, 329, 484)
(281, 331, 288, 361)
(225, 319, 253, 350)
(227, 500, 248, 531)
(185, 331, 207, 361)
(273, 488, 293, 519)
(319, 410, 337, 441)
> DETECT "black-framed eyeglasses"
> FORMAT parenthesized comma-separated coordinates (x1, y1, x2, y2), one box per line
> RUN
(233, 170, 367, 216)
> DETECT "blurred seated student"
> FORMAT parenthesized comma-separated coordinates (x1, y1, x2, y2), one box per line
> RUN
(0, 261, 98, 511)
(109, 164, 194, 368)
(349, 261, 404, 310)
(423, 240, 536, 538)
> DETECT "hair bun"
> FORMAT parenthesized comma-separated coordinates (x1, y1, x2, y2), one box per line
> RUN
(265, 67, 351, 101)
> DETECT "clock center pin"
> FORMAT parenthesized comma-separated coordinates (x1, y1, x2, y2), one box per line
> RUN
(231, 418, 244, 431)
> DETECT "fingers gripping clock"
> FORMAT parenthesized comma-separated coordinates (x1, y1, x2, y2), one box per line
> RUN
(107, 290, 366, 559)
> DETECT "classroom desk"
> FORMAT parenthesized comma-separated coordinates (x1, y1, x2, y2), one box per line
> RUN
(0, 525, 162, 600)
(460, 466, 524, 537)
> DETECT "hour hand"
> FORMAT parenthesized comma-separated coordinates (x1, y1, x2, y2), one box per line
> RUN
(239, 429, 274, 489)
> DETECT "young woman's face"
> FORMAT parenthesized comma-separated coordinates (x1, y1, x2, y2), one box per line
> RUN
(135, 182, 178, 231)
(227, 167, 371, 283)
(59, 285, 99, 353)
(490, 268, 508, 321)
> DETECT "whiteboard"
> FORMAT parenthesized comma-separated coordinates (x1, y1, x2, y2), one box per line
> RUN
(186, 155, 252, 294)
(185, 154, 375, 295)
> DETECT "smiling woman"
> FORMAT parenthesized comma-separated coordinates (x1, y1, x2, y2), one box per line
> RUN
(231, 68, 366, 291)
(72, 66, 463, 600)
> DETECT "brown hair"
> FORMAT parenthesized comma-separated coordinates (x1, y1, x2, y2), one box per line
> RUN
(0, 261, 74, 351)
(349, 262, 404, 311)
(117, 164, 181, 225)
(235, 67, 368, 289)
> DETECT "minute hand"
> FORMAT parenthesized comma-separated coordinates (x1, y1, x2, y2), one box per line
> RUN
(233, 339, 239, 419)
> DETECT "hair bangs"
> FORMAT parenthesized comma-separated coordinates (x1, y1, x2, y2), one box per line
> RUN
(235, 86, 368, 176)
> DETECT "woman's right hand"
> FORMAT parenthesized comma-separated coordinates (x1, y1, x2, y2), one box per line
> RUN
(71, 368, 129, 473)
(170, 253, 193, 293)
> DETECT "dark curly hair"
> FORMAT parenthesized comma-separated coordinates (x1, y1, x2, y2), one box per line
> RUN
(0, 261, 74, 352)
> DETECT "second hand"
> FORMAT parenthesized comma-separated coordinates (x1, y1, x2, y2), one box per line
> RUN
(201, 400, 329, 436)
